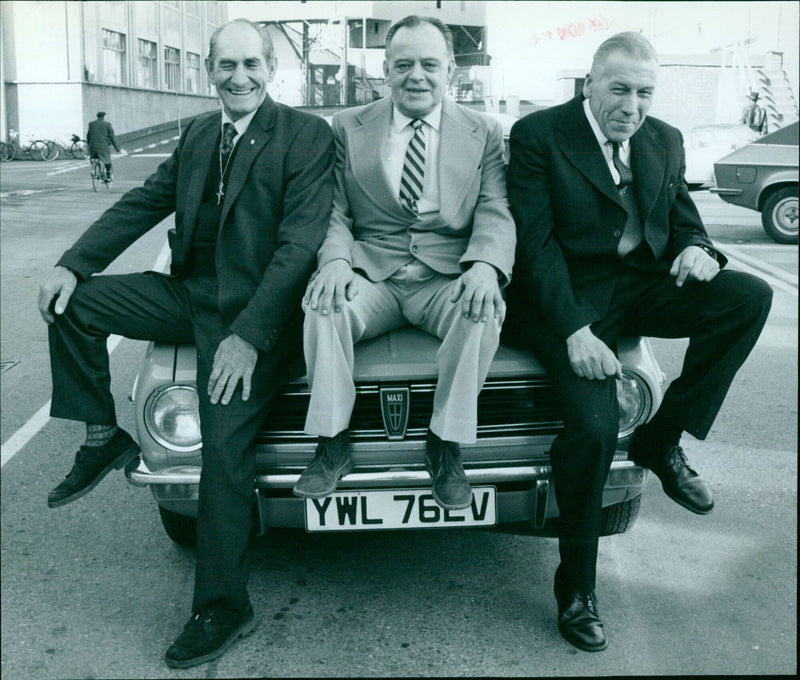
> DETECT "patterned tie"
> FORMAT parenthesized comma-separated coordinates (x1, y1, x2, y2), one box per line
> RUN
(610, 141, 643, 255)
(399, 119, 426, 213)
(610, 141, 633, 187)
(221, 122, 237, 164)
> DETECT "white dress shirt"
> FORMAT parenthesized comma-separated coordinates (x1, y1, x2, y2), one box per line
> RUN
(382, 103, 442, 216)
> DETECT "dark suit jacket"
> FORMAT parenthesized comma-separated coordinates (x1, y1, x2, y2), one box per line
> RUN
(59, 96, 335, 353)
(87, 118, 120, 161)
(506, 95, 725, 341)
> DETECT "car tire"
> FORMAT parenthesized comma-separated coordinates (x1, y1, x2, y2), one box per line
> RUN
(158, 506, 197, 547)
(761, 186, 799, 244)
(598, 495, 642, 535)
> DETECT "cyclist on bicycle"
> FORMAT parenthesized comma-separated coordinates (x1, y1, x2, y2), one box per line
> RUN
(87, 112, 120, 181)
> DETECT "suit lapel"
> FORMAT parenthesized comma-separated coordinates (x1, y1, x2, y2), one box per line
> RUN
(556, 97, 622, 206)
(347, 99, 401, 212)
(182, 114, 219, 249)
(219, 96, 276, 227)
(438, 99, 483, 222)
(630, 121, 667, 225)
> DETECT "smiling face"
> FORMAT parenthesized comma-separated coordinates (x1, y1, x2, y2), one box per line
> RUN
(383, 23, 454, 119)
(583, 50, 658, 142)
(206, 22, 276, 121)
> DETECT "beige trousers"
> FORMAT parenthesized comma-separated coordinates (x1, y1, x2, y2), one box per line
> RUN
(303, 260, 501, 444)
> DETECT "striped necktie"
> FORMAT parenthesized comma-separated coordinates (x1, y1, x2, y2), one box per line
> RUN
(399, 119, 426, 213)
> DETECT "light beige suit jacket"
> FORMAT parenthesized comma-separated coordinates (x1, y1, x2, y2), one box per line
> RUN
(317, 97, 516, 284)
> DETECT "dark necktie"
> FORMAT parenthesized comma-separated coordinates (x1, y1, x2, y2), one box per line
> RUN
(399, 119, 426, 213)
(221, 122, 237, 164)
(610, 141, 633, 187)
(610, 141, 643, 255)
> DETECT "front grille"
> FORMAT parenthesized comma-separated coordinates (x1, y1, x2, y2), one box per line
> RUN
(257, 376, 563, 444)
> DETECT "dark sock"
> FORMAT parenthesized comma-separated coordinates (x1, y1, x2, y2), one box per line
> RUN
(85, 424, 118, 448)
(635, 418, 682, 449)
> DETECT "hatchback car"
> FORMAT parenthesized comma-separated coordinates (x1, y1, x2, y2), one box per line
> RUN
(126, 329, 663, 546)
(711, 121, 799, 244)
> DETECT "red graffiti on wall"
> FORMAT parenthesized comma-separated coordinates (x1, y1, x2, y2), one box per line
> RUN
(530, 15, 611, 46)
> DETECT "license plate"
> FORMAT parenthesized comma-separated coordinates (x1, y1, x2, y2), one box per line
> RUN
(305, 487, 496, 532)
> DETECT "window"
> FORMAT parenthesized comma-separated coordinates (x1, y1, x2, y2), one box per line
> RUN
(185, 1, 200, 17)
(138, 39, 157, 88)
(102, 29, 127, 85)
(186, 52, 200, 93)
(164, 46, 181, 91)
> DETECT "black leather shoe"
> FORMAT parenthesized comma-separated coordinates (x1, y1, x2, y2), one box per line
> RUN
(293, 430, 353, 498)
(554, 565, 608, 652)
(48, 428, 140, 508)
(165, 605, 255, 668)
(425, 430, 472, 510)
(629, 431, 714, 515)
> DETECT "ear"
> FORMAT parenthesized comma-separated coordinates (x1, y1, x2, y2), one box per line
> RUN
(383, 59, 389, 79)
(582, 73, 592, 99)
(205, 57, 214, 77)
(446, 58, 455, 83)
(266, 57, 277, 83)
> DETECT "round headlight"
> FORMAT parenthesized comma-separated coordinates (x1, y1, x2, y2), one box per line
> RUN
(616, 371, 652, 438)
(144, 384, 202, 451)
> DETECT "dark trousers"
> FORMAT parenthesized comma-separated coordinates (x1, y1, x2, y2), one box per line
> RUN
(504, 268, 772, 591)
(48, 271, 299, 615)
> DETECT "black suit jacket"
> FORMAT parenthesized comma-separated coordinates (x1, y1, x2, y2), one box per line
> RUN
(506, 95, 725, 341)
(87, 118, 120, 156)
(59, 96, 335, 353)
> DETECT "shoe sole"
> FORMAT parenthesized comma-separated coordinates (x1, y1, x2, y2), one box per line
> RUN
(424, 460, 473, 511)
(292, 458, 354, 499)
(663, 485, 714, 515)
(47, 442, 140, 509)
(165, 614, 257, 669)
(558, 624, 609, 652)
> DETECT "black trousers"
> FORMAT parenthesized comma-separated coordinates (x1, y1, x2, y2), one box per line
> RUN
(48, 271, 300, 615)
(504, 268, 772, 591)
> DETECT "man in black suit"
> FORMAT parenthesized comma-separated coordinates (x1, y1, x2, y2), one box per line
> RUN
(86, 111, 121, 180)
(505, 32, 772, 652)
(37, 19, 334, 668)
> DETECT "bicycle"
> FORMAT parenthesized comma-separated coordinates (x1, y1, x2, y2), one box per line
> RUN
(0, 133, 59, 161)
(67, 134, 89, 159)
(90, 157, 113, 191)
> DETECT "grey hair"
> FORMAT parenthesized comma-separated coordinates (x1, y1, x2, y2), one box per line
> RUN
(590, 31, 658, 76)
(207, 18, 275, 66)
(385, 15, 454, 58)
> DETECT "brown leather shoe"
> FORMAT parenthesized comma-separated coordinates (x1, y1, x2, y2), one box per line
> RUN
(629, 430, 714, 515)
(424, 430, 472, 510)
(554, 564, 608, 652)
(293, 431, 353, 498)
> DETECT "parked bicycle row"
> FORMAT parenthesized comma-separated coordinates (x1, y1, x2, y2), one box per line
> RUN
(0, 134, 89, 162)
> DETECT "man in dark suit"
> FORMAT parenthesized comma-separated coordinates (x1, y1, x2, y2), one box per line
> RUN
(505, 32, 772, 652)
(86, 111, 121, 180)
(37, 19, 334, 668)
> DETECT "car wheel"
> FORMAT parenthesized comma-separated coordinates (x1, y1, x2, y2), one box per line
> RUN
(598, 495, 641, 535)
(761, 187, 799, 244)
(158, 506, 197, 547)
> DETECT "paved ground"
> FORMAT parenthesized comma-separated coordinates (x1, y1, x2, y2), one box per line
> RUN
(1, 133, 796, 678)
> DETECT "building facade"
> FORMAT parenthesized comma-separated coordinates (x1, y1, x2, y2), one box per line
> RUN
(1, 1, 227, 143)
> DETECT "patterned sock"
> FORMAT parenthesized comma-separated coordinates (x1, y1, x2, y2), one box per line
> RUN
(85, 424, 118, 448)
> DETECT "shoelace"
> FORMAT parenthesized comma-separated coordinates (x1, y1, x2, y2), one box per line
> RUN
(667, 445, 697, 474)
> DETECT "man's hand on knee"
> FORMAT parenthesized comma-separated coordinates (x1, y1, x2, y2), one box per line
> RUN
(208, 334, 258, 405)
(450, 261, 505, 324)
(670, 245, 720, 287)
(566, 325, 622, 381)
(38, 266, 78, 324)
(304, 259, 358, 315)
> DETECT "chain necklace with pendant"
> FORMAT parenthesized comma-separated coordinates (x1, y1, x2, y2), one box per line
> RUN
(216, 144, 235, 205)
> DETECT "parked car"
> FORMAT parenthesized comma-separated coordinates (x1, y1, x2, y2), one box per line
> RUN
(684, 123, 760, 189)
(126, 327, 664, 546)
(711, 121, 799, 244)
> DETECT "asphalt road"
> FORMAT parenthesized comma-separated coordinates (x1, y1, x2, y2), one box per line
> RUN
(1, 132, 796, 678)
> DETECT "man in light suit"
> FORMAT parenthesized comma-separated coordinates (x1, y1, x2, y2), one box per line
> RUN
(38, 19, 334, 668)
(505, 32, 772, 652)
(296, 15, 516, 510)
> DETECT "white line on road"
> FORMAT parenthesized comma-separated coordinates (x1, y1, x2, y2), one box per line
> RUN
(716, 244, 798, 295)
(133, 153, 172, 158)
(0, 239, 172, 468)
